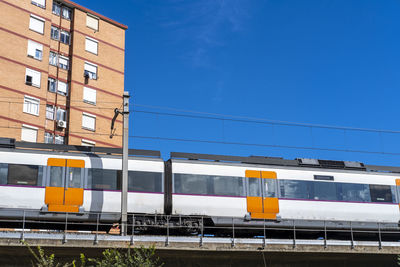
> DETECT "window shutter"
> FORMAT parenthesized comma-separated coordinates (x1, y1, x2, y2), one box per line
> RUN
(29, 15, 44, 34)
(27, 41, 35, 57)
(81, 139, 95, 147)
(27, 40, 43, 58)
(84, 62, 97, 73)
(59, 56, 68, 66)
(83, 87, 96, 104)
(23, 96, 40, 115)
(82, 113, 96, 130)
(21, 125, 38, 142)
(85, 37, 98, 54)
(86, 15, 99, 30)
(32, 0, 45, 7)
(26, 68, 41, 87)
(57, 81, 67, 94)
(25, 96, 39, 115)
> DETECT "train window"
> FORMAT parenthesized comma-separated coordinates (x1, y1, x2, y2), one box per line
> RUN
(0, 163, 7, 185)
(49, 166, 63, 187)
(313, 181, 336, 201)
(68, 167, 81, 188)
(369, 184, 394, 203)
(174, 174, 209, 195)
(279, 180, 312, 200)
(128, 171, 162, 193)
(87, 168, 121, 190)
(8, 164, 39, 186)
(264, 179, 277, 198)
(391, 186, 398, 203)
(337, 183, 370, 202)
(212, 176, 244, 196)
(248, 178, 261, 197)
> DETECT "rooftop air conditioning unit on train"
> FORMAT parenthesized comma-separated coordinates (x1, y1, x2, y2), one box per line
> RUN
(57, 120, 66, 128)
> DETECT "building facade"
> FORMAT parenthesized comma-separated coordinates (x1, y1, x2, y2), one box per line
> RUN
(0, 0, 127, 147)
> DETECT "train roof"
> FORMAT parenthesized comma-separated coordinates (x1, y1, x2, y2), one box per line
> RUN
(2, 138, 399, 174)
(0, 138, 161, 160)
(170, 152, 400, 174)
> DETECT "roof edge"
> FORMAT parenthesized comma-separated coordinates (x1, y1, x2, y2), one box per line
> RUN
(60, 0, 128, 30)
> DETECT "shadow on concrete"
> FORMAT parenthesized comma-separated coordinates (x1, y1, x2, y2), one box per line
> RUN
(0, 246, 397, 267)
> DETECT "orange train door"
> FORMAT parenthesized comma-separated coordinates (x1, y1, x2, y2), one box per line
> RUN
(396, 179, 400, 210)
(246, 170, 279, 220)
(45, 158, 85, 213)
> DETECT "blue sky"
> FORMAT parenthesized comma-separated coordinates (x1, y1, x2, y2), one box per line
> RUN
(75, 0, 400, 165)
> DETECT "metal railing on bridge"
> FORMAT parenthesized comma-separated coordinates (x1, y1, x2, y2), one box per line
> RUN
(0, 209, 399, 250)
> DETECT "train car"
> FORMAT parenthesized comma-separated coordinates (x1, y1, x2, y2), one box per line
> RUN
(167, 152, 400, 232)
(0, 141, 164, 228)
(1, 138, 400, 236)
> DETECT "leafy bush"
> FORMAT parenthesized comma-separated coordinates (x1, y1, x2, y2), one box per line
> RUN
(23, 241, 163, 267)
(23, 241, 73, 267)
(88, 246, 163, 267)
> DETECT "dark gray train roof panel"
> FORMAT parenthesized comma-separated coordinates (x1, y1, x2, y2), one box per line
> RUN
(0, 138, 160, 158)
(170, 152, 383, 172)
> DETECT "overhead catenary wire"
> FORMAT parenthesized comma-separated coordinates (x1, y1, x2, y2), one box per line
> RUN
(1, 98, 400, 156)
(132, 104, 400, 134)
(129, 135, 400, 156)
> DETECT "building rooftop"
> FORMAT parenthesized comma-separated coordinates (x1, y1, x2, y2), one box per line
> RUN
(62, 0, 128, 30)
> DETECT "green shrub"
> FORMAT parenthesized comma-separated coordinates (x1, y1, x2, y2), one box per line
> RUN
(23, 241, 162, 267)
(23, 241, 73, 267)
(88, 246, 162, 267)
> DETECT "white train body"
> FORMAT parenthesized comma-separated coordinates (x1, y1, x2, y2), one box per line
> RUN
(0, 145, 399, 230)
(170, 158, 400, 227)
(0, 148, 164, 221)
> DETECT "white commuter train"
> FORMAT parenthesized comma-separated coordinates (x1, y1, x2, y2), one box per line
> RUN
(0, 140, 399, 233)
(0, 144, 164, 225)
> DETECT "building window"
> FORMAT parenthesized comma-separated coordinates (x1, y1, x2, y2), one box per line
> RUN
(57, 81, 68, 96)
(59, 56, 69, 70)
(21, 125, 38, 142)
(27, 40, 43, 60)
(81, 139, 95, 147)
(82, 113, 96, 131)
(31, 0, 45, 8)
(44, 132, 54, 143)
(51, 26, 60, 40)
(83, 87, 96, 105)
(55, 135, 64, 144)
(84, 62, 97, 80)
(60, 30, 70, 44)
(62, 7, 72, 20)
(85, 37, 98, 55)
(86, 14, 99, 31)
(29, 15, 45, 34)
(49, 51, 58, 66)
(23, 96, 40, 116)
(56, 108, 66, 121)
(25, 68, 41, 87)
(46, 104, 55, 120)
(52, 2, 61, 15)
(48, 78, 56, 92)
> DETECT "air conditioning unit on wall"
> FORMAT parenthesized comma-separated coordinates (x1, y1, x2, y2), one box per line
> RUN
(57, 120, 66, 128)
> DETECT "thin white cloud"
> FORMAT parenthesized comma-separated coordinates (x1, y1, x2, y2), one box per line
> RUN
(158, 0, 250, 67)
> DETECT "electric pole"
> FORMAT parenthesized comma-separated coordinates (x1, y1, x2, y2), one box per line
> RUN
(110, 91, 130, 236)
(121, 91, 129, 235)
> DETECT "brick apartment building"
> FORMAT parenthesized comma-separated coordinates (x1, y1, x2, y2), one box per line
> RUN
(0, 0, 127, 147)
